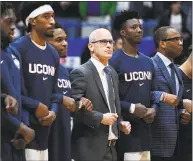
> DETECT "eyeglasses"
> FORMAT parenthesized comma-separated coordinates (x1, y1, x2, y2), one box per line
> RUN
(162, 37, 183, 42)
(91, 39, 115, 46)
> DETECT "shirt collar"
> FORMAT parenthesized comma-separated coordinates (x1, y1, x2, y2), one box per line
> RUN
(90, 57, 108, 74)
(157, 52, 172, 67)
(31, 38, 47, 50)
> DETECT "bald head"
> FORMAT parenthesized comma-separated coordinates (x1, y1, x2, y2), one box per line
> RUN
(89, 28, 112, 43)
(88, 28, 113, 65)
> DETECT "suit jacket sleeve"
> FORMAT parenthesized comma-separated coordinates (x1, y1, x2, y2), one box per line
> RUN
(70, 68, 103, 128)
(150, 58, 162, 112)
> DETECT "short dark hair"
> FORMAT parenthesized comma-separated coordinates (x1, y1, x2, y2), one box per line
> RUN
(153, 26, 174, 48)
(170, 1, 181, 6)
(1, 2, 14, 16)
(19, 2, 52, 32)
(113, 10, 139, 32)
(54, 22, 63, 30)
(1, 28, 10, 50)
(188, 44, 192, 54)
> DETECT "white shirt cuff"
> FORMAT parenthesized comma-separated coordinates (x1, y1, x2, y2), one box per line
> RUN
(160, 93, 164, 101)
(130, 104, 135, 113)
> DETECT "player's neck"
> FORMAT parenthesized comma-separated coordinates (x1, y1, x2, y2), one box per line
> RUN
(122, 42, 138, 57)
(92, 55, 108, 66)
(171, 11, 180, 16)
(157, 49, 174, 62)
(30, 31, 46, 46)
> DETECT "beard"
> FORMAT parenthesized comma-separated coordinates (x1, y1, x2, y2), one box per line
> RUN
(1, 28, 11, 50)
(44, 31, 54, 38)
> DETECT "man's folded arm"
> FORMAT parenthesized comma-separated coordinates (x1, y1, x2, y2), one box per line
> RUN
(70, 68, 103, 127)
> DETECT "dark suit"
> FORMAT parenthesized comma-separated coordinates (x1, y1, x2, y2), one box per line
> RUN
(70, 59, 121, 161)
(151, 54, 184, 159)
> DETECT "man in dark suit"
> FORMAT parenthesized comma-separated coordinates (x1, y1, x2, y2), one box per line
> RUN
(151, 26, 191, 161)
(70, 28, 131, 161)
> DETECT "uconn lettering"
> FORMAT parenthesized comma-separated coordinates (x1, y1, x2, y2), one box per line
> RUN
(58, 79, 71, 89)
(29, 63, 55, 76)
(125, 71, 152, 81)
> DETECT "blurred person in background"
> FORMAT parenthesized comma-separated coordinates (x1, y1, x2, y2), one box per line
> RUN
(113, 37, 122, 51)
(52, 2, 81, 39)
(80, 41, 91, 64)
(155, 1, 192, 65)
(79, 2, 117, 37)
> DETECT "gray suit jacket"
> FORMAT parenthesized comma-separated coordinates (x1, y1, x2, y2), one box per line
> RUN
(151, 54, 184, 157)
(70, 59, 121, 161)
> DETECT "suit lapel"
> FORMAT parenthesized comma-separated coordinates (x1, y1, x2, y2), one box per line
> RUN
(87, 60, 109, 108)
(154, 55, 175, 94)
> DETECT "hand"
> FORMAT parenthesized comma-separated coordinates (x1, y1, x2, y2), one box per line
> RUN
(183, 99, 192, 113)
(180, 110, 191, 125)
(40, 111, 56, 126)
(133, 103, 147, 118)
(79, 97, 93, 112)
(4, 94, 18, 115)
(11, 133, 27, 150)
(16, 123, 35, 144)
(120, 121, 131, 135)
(63, 96, 75, 112)
(163, 92, 179, 107)
(143, 108, 156, 123)
(35, 103, 49, 119)
(101, 113, 118, 126)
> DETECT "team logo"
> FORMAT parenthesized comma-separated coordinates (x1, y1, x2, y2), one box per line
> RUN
(124, 71, 152, 82)
(29, 63, 55, 76)
(58, 79, 71, 89)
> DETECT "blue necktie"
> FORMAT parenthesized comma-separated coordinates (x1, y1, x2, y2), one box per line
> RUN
(104, 66, 118, 137)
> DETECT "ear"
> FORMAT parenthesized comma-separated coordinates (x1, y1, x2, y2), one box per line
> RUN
(29, 18, 36, 27)
(160, 41, 166, 49)
(120, 29, 125, 37)
(88, 43, 94, 52)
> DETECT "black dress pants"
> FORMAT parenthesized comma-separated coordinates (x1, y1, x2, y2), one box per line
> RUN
(102, 144, 117, 161)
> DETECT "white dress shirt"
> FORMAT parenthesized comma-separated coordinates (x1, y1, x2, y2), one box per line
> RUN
(170, 14, 182, 33)
(91, 57, 118, 140)
(157, 52, 180, 95)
